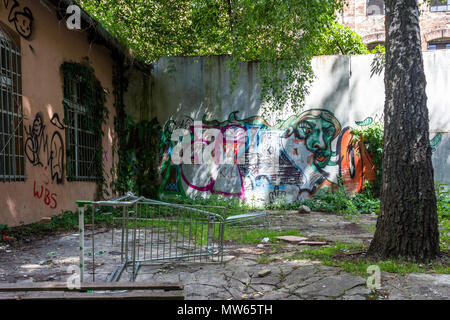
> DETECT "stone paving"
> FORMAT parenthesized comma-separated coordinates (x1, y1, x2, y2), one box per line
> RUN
(0, 211, 449, 300)
(130, 256, 371, 300)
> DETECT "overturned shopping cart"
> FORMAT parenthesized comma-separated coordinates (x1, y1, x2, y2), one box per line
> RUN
(77, 193, 226, 282)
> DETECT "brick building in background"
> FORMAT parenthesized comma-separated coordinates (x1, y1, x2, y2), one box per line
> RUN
(340, 0, 450, 50)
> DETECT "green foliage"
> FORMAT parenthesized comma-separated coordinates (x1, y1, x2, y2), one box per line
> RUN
(0, 224, 10, 234)
(299, 241, 364, 257)
(0, 209, 118, 241)
(167, 194, 257, 217)
(60, 61, 109, 199)
(329, 258, 450, 276)
(436, 182, 450, 251)
(267, 182, 381, 215)
(370, 52, 386, 77)
(315, 22, 370, 56)
(111, 62, 129, 196)
(351, 121, 384, 195)
(110, 63, 162, 198)
(225, 228, 305, 245)
(370, 45, 385, 54)
(113, 117, 162, 197)
(293, 242, 449, 276)
(77, 0, 371, 114)
(256, 255, 277, 264)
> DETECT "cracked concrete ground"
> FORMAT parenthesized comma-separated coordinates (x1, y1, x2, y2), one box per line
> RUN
(0, 211, 449, 300)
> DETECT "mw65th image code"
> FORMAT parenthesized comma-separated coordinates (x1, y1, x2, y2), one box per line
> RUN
(177, 304, 273, 317)
(222, 304, 273, 316)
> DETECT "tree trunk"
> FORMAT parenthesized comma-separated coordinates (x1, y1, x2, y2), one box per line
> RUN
(367, 0, 440, 262)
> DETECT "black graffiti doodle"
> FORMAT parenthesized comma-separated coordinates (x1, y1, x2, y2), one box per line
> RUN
(25, 113, 44, 167)
(3, 0, 33, 39)
(50, 113, 65, 130)
(269, 186, 286, 204)
(25, 113, 64, 184)
(49, 131, 64, 184)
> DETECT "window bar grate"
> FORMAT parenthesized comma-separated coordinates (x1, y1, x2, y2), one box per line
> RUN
(0, 27, 23, 182)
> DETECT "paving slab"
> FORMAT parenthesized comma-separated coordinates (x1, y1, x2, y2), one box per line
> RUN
(382, 273, 450, 300)
(294, 275, 366, 298)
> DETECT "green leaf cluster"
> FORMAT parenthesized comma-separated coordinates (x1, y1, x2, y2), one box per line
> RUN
(61, 61, 109, 199)
(435, 182, 450, 251)
(266, 177, 381, 215)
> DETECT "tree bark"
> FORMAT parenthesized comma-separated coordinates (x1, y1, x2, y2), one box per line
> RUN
(367, 0, 440, 262)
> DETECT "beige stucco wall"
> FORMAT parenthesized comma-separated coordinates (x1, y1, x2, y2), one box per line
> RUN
(0, 1, 117, 226)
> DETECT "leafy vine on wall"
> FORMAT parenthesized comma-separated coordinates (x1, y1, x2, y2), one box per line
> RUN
(60, 60, 109, 200)
(111, 61, 162, 198)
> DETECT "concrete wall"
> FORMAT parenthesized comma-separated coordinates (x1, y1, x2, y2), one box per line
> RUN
(151, 50, 450, 204)
(123, 65, 152, 122)
(0, 1, 117, 226)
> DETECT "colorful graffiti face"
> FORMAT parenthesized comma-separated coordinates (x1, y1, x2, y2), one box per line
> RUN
(337, 127, 376, 194)
(299, 118, 336, 166)
(282, 110, 340, 174)
(295, 110, 339, 168)
(159, 109, 375, 204)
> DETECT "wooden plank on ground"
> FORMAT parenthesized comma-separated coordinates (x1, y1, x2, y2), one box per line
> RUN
(0, 281, 184, 292)
(0, 290, 185, 300)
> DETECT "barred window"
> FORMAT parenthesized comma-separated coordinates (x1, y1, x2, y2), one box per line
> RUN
(367, 0, 385, 15)
(63, 69, 101, 181)
(0, 26, 24, 182)
(430, 0, 450, 12)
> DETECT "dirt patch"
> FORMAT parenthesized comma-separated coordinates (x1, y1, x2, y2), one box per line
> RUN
(341, 223, 367, 234)
(267, 211, 377, 244)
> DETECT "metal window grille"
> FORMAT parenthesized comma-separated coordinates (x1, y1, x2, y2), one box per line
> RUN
(64, 74, 101, 181)
(0, 27, 24, 182)
(367, 0, 385, 15)
(430, 0, 450, 12)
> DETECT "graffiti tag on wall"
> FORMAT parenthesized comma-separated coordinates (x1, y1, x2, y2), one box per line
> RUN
(33, 178, 58, 209)
(159, 109, 377, 204)
(2, 0, 33, 39)
(25, 112, 64, 184)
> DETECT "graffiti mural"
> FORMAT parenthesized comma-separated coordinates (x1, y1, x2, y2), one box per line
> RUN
(25, 112, 64, 184)
(159, 109, 377, 204)
(430, 133, 443, 153)
(2, 0, 33, 39)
